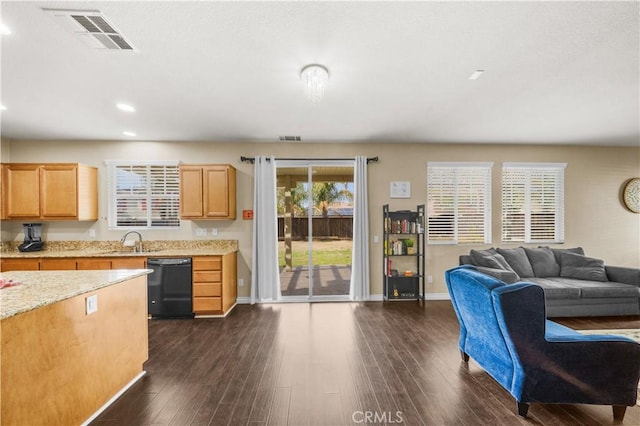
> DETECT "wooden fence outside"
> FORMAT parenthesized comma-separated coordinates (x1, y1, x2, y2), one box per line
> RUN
(278, 217, 353, 240)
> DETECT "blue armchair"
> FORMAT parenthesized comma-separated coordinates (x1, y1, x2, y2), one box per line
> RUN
(445, 265, 640, 421)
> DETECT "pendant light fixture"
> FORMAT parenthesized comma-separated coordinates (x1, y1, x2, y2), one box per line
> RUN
(300, 64, 329, 103)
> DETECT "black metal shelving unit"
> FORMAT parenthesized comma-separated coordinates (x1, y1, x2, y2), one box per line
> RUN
(382, 204, 425, 301)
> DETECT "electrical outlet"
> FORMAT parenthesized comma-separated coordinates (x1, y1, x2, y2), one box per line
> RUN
(238, 278, 244, 287)
(196, 228, 207, 237)
(427, 275, 434, 284)
(86, 295, 98, 315)
(89, 228, 96, 237)
(211, 228, 218, 236)
(373, 235, 379, 243)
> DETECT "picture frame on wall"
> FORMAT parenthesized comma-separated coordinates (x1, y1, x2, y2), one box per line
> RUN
(390, 181, 411, 198)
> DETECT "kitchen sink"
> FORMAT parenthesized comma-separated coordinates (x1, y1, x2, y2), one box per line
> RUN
(107, 249, 156, 255)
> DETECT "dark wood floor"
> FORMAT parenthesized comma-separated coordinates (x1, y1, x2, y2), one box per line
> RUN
(92, 301, 640, 426)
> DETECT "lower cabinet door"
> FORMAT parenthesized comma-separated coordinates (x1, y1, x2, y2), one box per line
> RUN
(193, 297, 222, 313)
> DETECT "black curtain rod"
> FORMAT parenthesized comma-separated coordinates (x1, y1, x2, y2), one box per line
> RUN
(240, 156, 378, 164)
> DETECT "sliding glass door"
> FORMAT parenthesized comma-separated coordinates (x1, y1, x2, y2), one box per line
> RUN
(276, 160, 354, 300)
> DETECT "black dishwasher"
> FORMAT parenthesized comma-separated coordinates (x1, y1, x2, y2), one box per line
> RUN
(147, 258, 193, 318)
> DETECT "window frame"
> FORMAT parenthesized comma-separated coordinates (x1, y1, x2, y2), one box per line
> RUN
(106, 160, 181, 230)
(427, 162, 493, 245)
(501, 162, 566, 244)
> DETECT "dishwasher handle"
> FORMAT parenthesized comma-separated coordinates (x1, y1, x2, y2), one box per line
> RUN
(147, 258, 192, 267)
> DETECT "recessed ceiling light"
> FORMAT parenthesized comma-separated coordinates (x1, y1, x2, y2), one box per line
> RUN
(0, 105, 6, 111)
(468, 70, 485, 80)
(116, 103, 136, 112)
(0, 24, 11, 36)
(122, 131, 136, 137)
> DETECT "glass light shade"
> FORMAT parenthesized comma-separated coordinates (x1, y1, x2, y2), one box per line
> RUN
(300, 64, 329, 103)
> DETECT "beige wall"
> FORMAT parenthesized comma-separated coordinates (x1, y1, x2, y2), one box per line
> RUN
(3, 139, 639, 298)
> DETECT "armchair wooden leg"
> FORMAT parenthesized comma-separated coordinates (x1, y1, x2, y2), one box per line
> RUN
(460, 351, 469, 362)
(517, 402, 529, 417)
(612, 405, 626, 421)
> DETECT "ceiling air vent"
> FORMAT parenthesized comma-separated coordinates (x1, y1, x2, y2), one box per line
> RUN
(44, 9, 136, 51)
(279, 136, 302, 142)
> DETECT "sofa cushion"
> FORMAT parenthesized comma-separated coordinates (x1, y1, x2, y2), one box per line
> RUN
(524, 247, 560, 277)
(564, 279, 640, 298)
(560, 252, 608, 282)
(471, 250, 517, 273)
(497, 247, 535, 278)
(549, 247, 585, 265)
(526, 277, 582, 299)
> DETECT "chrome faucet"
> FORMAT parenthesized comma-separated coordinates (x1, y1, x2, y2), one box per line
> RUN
(120, 231, 143, 252)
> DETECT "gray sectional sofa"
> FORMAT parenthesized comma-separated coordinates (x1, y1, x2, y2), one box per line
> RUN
(460, 246, 640, 317)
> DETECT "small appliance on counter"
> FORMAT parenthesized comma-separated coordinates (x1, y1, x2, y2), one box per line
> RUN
(18, 223, 44, 252)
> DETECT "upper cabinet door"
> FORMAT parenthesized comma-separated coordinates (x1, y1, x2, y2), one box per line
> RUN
(5, 164, 41, 218)
(40, 164, 78, 218)
(204, 166, 233, 218)
(179, 166, 204, 217)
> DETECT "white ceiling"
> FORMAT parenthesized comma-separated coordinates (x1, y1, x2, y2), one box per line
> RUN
(1, 1, 638, 145)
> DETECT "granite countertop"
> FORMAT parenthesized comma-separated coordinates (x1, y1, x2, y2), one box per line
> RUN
(0, 269, 152, 320)
(0, 247, 237, 258)
(0, 240, 238, 258)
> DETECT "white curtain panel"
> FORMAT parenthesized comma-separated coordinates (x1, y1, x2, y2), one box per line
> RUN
(250, 156, 281, 304)
(349, 156, 370, 300)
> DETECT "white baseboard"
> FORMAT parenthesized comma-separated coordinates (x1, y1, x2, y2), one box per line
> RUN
(237, 296, 251, 304)
(425, 292, 451, 300)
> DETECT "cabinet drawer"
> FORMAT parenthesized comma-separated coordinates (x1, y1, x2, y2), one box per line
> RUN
(111, 258, 146, 269)
(77, 259, 112, 270)
(193, 270, 221, 283)
(0, 259, 40, 272)
(193, 297, 221, 312)
(193, 283, 221, 297)
(40, 258, 77, 270)
(193, 257, 221, 271)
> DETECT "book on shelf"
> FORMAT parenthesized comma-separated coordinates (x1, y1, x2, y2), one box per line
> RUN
(384, 217, 424, 234)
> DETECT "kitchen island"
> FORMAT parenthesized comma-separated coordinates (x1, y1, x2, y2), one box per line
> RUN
(0, 269, 151, 425)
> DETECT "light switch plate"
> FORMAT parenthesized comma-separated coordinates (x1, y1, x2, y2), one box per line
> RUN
(86, 294, 98, 315)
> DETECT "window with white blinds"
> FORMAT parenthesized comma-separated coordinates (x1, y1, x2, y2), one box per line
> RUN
(427, 162, 492, 244)
(107, 161, 180, 229)
(501, 163, 566, 243)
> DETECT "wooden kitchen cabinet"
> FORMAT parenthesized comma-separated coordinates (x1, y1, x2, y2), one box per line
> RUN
(4, 163, 40, 218)
(2, 163, 98, 221)
(179, 164, 236, 219)
(40, 258, 77, 270)
(77, 258, 112, 270)
(77, 257, 146, 270)
(110, 257, 146, 269)
(1, 164, 7, 220)
(0, 258, 40, 272)
(192, 252, 237, 316)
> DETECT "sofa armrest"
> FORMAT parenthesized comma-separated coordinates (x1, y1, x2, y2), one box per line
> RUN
(476, 266, 520, 284)
(605, 265, 640, 287)
(492, 284, 640, 405)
